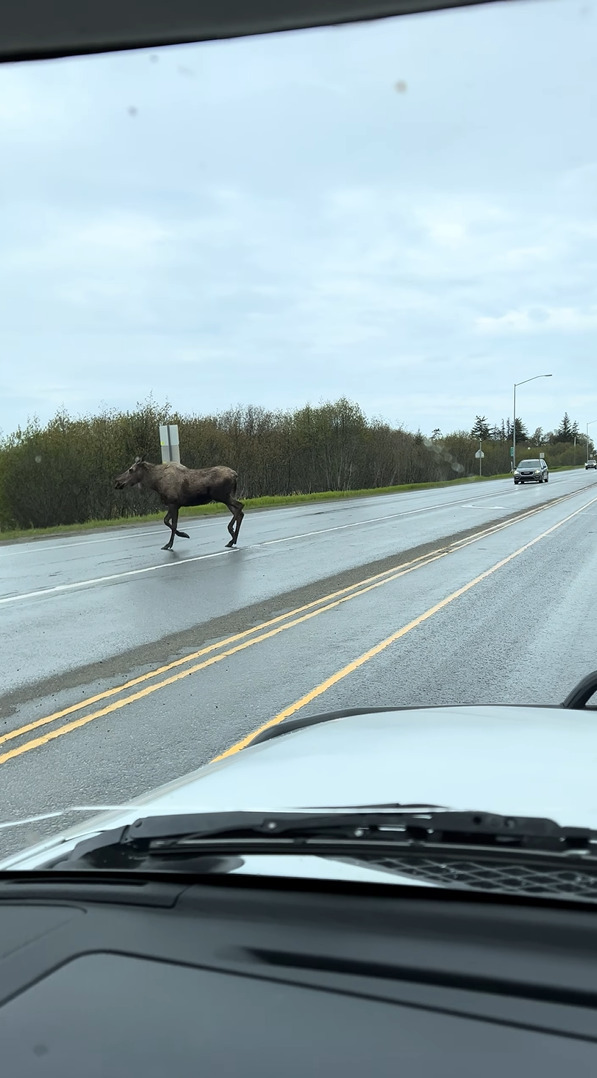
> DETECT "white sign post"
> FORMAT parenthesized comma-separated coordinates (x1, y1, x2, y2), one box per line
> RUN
(159, 424, 180, 464)
(475, 445, 485, 477)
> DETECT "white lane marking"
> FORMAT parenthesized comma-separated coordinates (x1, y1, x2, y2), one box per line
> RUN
(0, 495, 485, 601)
(0, 500, 455, 557)
(0, 517, 227, 556)
(260, 500, 456, 546)
(260, 482, 572, 545)
(262, 479, 591, 546)
(0, 491, 489, 564)
(0, 500, 449, 597)
(0, 479, 528, 558)
(0, 550, 231, 605)
(1, 475, 590, 601)
(0, 805, 143, 831)
(0, 472, 582, 559)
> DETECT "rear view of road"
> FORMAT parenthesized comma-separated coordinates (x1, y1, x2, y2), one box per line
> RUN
(1, 468, 596, 855)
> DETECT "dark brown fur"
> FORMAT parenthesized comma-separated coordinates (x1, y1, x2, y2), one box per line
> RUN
(115, 458, 244, 550)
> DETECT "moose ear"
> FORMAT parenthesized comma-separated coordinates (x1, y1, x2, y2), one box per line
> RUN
(134, 456, 142, 464)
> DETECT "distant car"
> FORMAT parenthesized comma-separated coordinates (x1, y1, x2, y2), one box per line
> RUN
(586, 459, 597, 470)
(513, 458, 549, 484)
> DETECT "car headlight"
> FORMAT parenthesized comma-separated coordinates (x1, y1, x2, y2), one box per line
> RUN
(534, 469, 541, 474)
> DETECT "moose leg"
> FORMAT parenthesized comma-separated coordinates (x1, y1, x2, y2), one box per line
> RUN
(175, 514, 190, 539)
(225, 498, 244, 548)
(163, 509, 189, 538)
(162, 508, 176, 551)
(162, 506, 189, 551)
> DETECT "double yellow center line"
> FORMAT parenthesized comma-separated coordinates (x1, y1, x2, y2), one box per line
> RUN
(1, 489, 593, 767)
(214, 492, 597, 759)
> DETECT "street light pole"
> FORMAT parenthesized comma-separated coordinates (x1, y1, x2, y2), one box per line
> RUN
(512, 374, 552, 471)
(513, 382, 516, 472)
(587, 420, 597, 462)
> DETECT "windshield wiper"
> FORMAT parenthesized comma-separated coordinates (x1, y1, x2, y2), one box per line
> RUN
(47, 809, 597, 872)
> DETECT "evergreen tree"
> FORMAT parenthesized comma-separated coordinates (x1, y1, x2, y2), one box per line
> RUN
(555, 412, 573, 442)
(508, 417, 528, 440)
(471, 415, 490, 439)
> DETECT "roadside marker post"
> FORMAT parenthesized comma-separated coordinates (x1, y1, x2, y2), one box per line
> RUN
(159, 424, 180, 464)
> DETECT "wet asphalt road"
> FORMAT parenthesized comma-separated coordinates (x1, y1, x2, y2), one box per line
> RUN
(1, 468, 597, 855)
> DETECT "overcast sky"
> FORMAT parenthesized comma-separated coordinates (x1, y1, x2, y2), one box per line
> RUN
(0, 0, 596, 440)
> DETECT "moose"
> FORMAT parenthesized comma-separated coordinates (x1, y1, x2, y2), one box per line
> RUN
(114, 458, 244, 551)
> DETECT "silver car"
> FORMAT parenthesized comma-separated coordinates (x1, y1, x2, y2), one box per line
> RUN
(514, 458, 549, 484)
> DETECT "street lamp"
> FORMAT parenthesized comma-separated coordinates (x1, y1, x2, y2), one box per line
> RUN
(587, 420, 597, 462)
(513, 374, 552, 471)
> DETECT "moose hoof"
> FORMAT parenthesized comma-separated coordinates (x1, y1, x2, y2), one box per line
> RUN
(162, 543, 173, 551)
(179, 531, 190, 540)
(225, 539, 235, 548)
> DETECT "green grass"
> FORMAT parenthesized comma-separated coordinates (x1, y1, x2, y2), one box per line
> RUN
(0, 466, 582, 542)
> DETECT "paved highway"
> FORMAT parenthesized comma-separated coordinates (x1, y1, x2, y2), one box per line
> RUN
(1, 468, 597, 856)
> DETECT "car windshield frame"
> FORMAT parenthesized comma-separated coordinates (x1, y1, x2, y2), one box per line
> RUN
(1, 0, 595, 879)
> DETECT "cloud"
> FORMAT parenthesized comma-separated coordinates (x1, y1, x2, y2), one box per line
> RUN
(476, 306, 597, 335)
(1, 0, 597, 438)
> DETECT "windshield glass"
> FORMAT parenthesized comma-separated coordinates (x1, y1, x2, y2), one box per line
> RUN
(1, 0, 597, 868)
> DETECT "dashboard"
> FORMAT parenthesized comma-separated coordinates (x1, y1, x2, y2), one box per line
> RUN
(1, 874, 597, 1076)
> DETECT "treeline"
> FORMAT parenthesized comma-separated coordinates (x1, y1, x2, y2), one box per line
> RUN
(467, 411, 585, 445)
(0, 398, 590, 531)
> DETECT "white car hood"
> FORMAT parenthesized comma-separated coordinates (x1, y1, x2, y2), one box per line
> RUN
(1, 704, 594, 873)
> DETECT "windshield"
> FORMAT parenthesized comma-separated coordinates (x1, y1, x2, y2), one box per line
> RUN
(1, 0, 597, 869)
